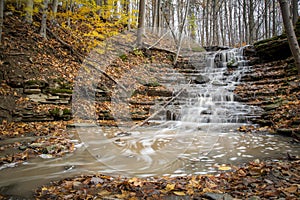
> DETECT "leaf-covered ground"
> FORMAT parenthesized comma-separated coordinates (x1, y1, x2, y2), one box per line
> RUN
(34, 160, 300, 199)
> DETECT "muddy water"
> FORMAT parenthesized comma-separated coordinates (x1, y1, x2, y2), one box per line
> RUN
(0, 127, 299, 198)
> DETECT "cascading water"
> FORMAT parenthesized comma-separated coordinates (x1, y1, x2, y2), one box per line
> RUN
(178, 48, 260, 126)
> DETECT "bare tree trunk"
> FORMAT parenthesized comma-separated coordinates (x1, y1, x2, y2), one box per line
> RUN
(292, 0, 298, 26)
(127, 0, 131, 30)
(272, 0, 277, 36)
(137, 0, 145, 47)
(25, 0, 33, 24)
(0, 0, 3, 44)
(279, 0, 300, 76)
(264, 0, 269, 39)
(238, 0, 243, 46)
(201, 2, 205, 46)
(243, 0, 248, 43)
(212, 0, 217, 45)
(174, 0, 190, 64)
(40, 0, 48, 39)
(205, 0, 210, 46)
(248, 0, 255, 43)
(51, 0, 58, 23)
(228, 0, 233, 46)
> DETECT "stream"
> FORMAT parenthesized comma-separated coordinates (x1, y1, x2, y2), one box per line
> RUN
(1, 48, 300, 198)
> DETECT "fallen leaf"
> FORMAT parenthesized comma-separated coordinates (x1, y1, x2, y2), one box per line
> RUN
(218, 166, 232, 171)
(173, 191, 186, 196)
(284, 185, 298, 193)
(165, 183, 175, 191)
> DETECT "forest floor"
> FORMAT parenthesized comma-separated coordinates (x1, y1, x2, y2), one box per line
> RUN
(0, 14, 300, 199)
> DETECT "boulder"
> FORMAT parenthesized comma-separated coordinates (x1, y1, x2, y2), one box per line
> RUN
(194, 75, 210, 84)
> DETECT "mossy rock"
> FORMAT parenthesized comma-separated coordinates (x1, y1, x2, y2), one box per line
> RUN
(50, 88, 73, 94)
(254, 17, 300, 62)
(24, 79, 48, 88)
(49, 108, 72, 120)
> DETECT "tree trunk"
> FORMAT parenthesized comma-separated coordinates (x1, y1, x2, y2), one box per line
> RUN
(212, 0, 217, 45)
(137, 0, 145, 47)
(278, 0, 300, 76)
(292, 0, 298, 26)
(52, 0, 58, 23)
(126, 0, 131, 30)
(272, 0, 277, 36)
(173, 0, 190, 65)
(264, 0, 269, 39)
(248, 0, 255, 43)
(0, 0, 3, 44)
(243, 0, 248, 43)
(205, 0, 209, 46)
(40, 0, 48, 39)
(25, 0, 33, 24)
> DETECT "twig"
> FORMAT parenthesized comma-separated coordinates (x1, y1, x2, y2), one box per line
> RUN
(146, 30, 171, 50)
(143, 42, 177, 55)
(83, 61, 127, 92)
(124, 80, 191, 133)
(3, 52, 26, 56)
(46, 28, 74, 53)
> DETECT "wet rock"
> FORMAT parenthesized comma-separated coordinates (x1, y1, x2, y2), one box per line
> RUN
(194, 75, 210, 84)
(18, 145, 27, 151)
(212, 80, 227, 86)
(276, 129, 293, 136)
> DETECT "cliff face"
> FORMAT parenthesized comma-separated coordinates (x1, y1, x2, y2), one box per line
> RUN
(254, 18, 300, 62)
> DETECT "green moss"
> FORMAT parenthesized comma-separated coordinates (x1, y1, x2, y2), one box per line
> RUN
(50, 88, 73, 94)
(60, 83, 72, 90)
(49, 108, 61, 116)
(119, 54, 128, 61)
(133, 48, 144, 56)
(63, 108, 71, 115)
(25, 80, 40, 85)
(144, 80, 161, 87)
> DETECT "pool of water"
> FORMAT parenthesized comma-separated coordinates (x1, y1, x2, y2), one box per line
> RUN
(0, 126, 299, 198)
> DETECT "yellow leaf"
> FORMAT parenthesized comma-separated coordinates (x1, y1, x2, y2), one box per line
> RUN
(165, 183, 175, 191)
(173, 191, 186, 196)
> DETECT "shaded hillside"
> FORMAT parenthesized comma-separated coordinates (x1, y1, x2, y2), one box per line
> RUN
(235, 25, 300, 139)
(254, 17, 300, 62)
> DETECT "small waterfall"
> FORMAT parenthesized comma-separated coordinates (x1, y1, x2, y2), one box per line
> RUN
(178, 47, 259, 127)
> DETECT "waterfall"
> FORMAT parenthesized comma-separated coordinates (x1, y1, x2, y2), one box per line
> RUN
(178, 47, 259, 127)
